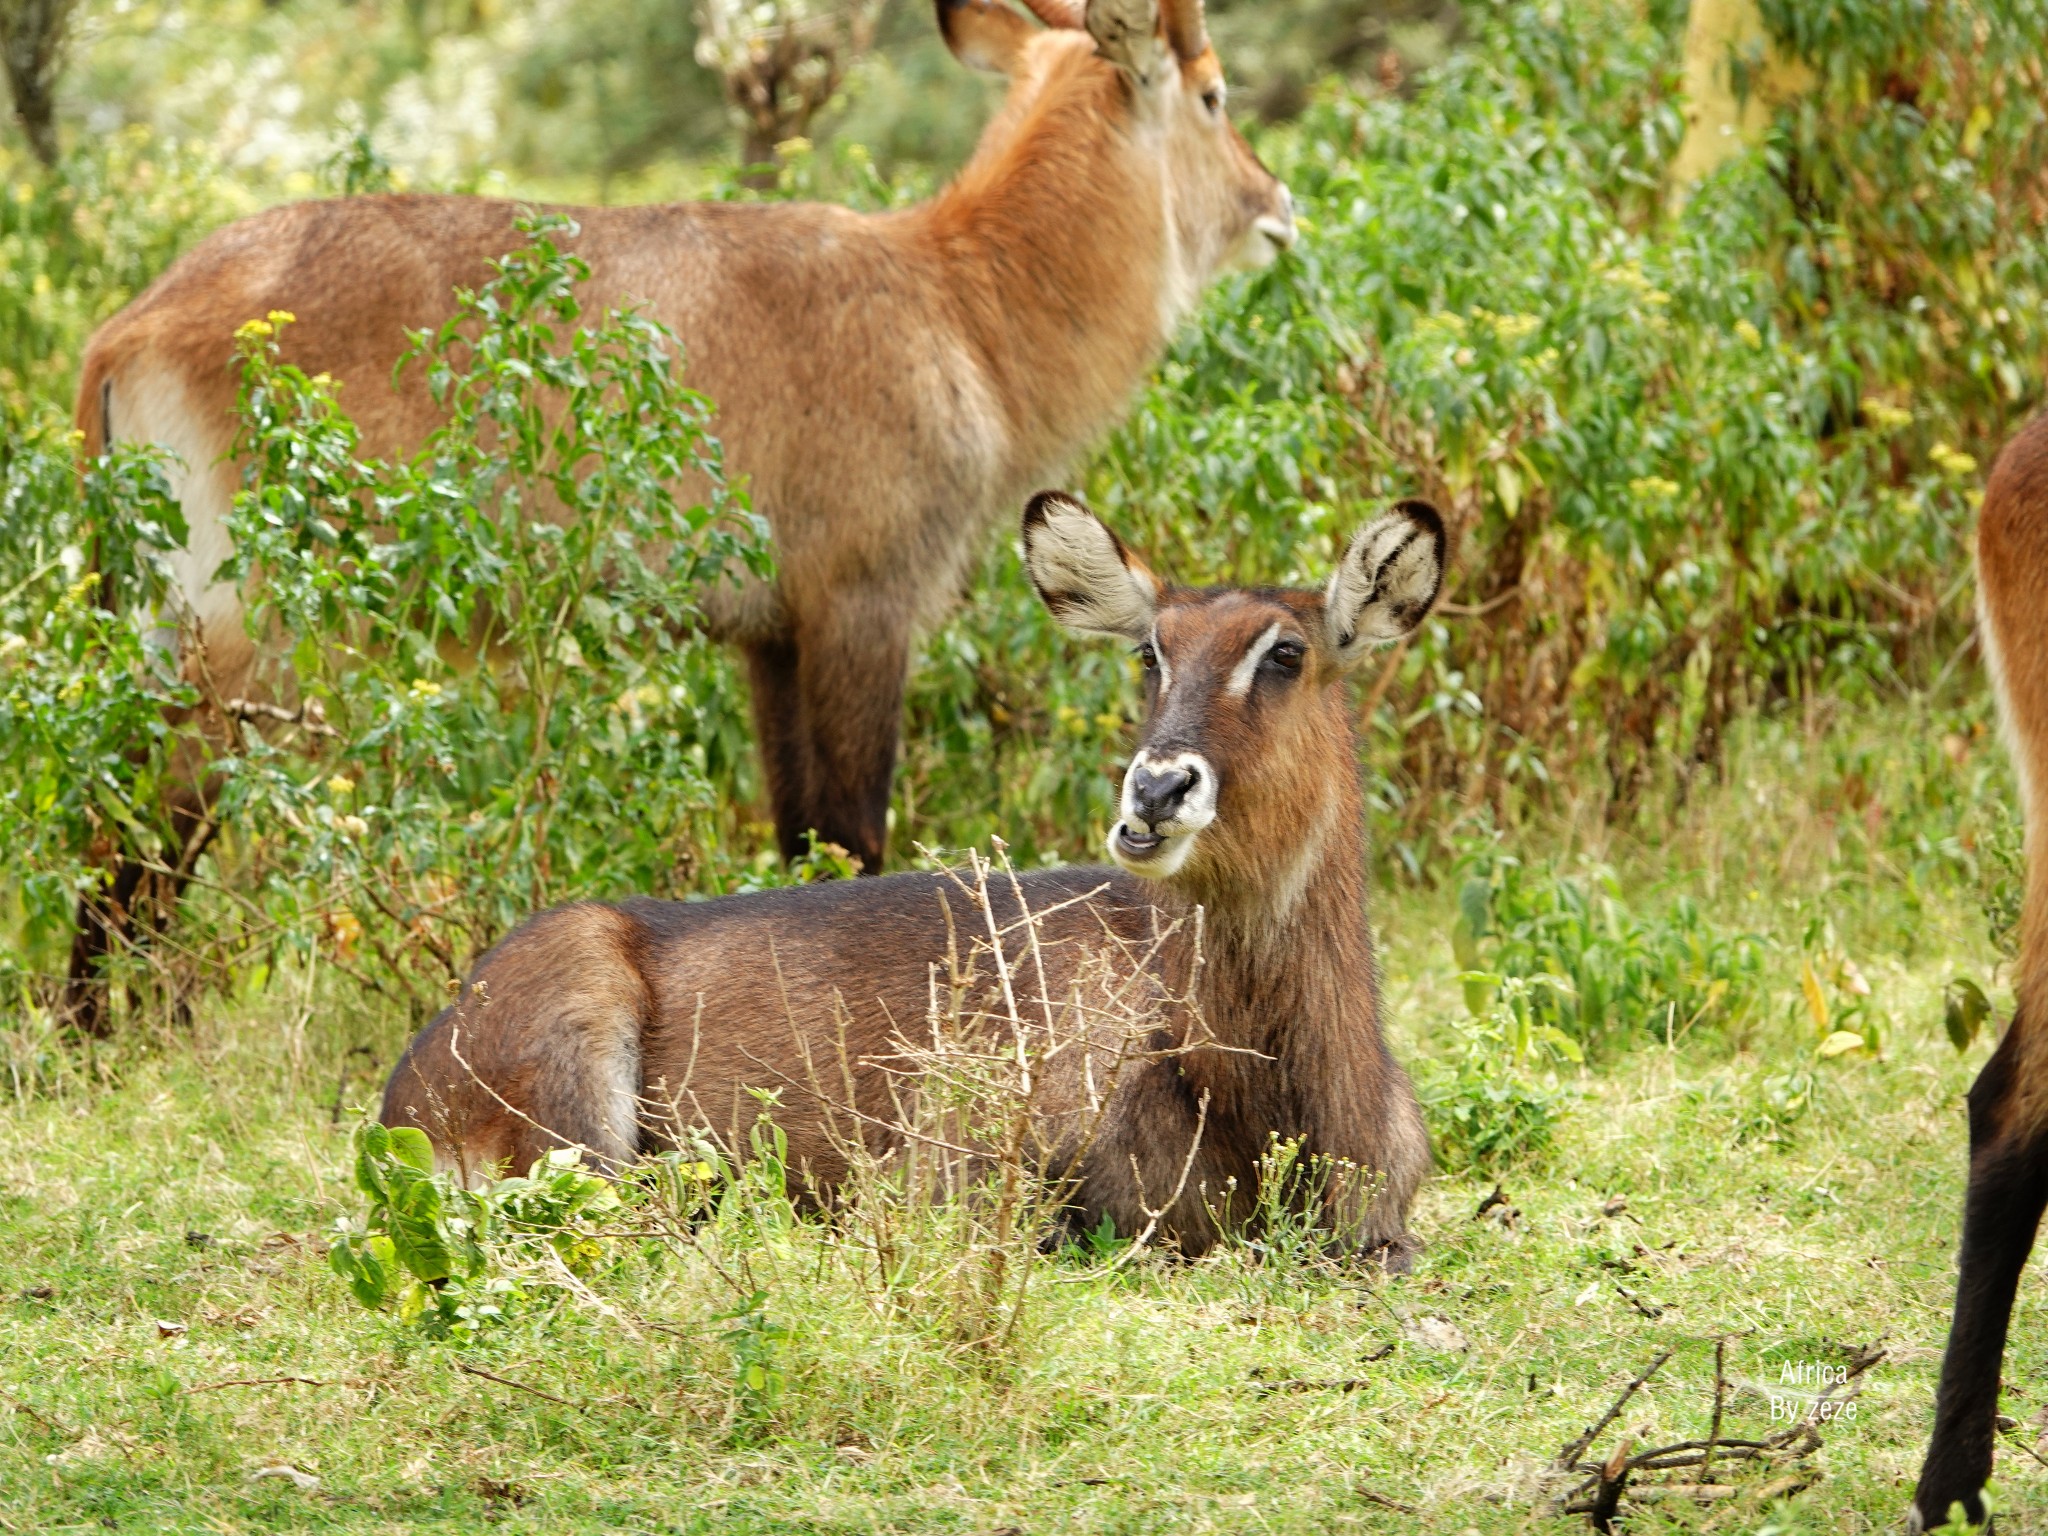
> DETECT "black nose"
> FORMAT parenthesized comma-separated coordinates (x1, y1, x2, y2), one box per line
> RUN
(1130, 763, 1197, 830)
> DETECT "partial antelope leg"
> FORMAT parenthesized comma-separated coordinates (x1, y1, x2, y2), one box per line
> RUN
(787, 604, 909, 875)
(62, 856, 149, 1038)
(1914, 1015, 2048, 1530)
(1916, 412, 2048, 1531)
(61, 770, 217, 1036)
(743, 632, 818, 864)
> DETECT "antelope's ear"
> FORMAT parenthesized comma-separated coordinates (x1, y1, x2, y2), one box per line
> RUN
(1324, 499, 1446, 668)
(1085, 0, 1171, 84)
(1022, 491, 1162, 642)
(937, 0, 1036, 74)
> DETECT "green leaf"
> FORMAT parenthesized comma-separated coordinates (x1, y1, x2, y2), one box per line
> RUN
(1458, 878, 1492, 941)
(386, 1127, 437, 1175)
(1945, 977, 1991, 1054)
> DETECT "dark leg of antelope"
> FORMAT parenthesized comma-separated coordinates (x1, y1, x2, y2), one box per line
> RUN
(62, 855, 150, 1038)
(61, 780, 218, 1036)
(742, 632, 817, 865)
(791, 609, 909, 874)
(1913, 1011, 2048, 1532)
(144, 789, 223, 1029)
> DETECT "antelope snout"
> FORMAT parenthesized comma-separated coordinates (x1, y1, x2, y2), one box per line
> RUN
(1109, 750, 1218, 878)
(1130, 761, 1197, 828)
(1256, 184, 1298, 254)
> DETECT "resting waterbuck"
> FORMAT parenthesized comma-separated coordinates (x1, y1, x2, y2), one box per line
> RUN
(66, 0, 1296, 1029)
(1914, 415, 2048, 1530)
(380, 494, 1444, 1259)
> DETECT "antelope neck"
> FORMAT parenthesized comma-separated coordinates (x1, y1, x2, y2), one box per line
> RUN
(906, 61, 1182, 472)
(1159, 796, 1376, 1058)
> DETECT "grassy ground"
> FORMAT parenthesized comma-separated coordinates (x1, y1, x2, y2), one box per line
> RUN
(2, 710, 2044, 1534)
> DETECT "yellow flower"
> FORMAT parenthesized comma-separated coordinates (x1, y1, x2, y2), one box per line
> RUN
(1733, 319, 1763, 348)
(1628, 475, 1682, 501)
(1930, 443, 1979, 478)
(1860, 396, 1912, 433)
(408, 678, 443, 699)
(234, 318, 273, 340)
(327, 775, 356, 797)
(266, 309, 296, 326)
(336, 814, 370, 838)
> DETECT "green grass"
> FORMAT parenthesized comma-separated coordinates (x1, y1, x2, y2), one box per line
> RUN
(2, 711, 2043, 1534)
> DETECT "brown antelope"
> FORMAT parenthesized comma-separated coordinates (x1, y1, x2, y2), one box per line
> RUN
(1915, 416, 2048, 1531)
(379, 493, 1444, 1259)
(65, 0, 1297, 1031)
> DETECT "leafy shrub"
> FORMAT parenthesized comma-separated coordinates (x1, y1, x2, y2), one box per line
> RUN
(203, 215, 768, 1003)
(7, 0, 2046, 1023)
(0, 129, 247, 416)
(904, 0, 2038, 870)
(1452, 847, 1767, 1051)
(0, 422, 199, 995)
(1, 211, 774, 1021)
(329, 1119, 625, 1339)
(1423, 974, 1576, 1172)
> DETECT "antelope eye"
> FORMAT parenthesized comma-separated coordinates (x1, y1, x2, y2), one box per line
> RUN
(1138, 642, 1159, 671)
(1201, 86, 1225, 117)
(1267, 640, 1305, 673)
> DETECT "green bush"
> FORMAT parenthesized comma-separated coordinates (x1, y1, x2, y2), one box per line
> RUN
(1, 213, 772, 1016)
(208, 212, 772, 1001)
(1451, 848, 1768, 1051)
(329, 1119, 627, 1338)
(1422, 974, 1577, 1171)
(0, 130, 247, 416)
(905, 0, 2039, 868)
(5, 0, 2046, 1022)
(0, 423, 197, 988)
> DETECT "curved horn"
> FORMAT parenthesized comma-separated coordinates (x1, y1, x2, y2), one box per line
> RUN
(1016, 0, 1085, 28)
(1159, 0, 1206, 58)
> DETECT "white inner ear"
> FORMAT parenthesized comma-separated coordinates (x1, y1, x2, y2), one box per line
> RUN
(1026, 498, 1159, 641)
(1326, 513, 1443, 659)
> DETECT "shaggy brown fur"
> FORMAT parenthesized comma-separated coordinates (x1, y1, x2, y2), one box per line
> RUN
(382, 494, 1443, 1259)
(1913, 415, 2048, 1530)
(64, 0, 1292, 1032)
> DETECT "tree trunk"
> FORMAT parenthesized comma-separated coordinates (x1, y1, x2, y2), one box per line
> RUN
(1667, 0, 1811, 211)
(0, 0, 75, 165)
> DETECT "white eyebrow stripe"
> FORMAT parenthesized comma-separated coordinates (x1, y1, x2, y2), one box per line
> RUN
(1226, 622, 1282, 698)
(1152, 628, 1172, 697)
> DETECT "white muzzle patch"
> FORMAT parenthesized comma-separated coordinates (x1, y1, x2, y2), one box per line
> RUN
(1107, 749, 1218, 879)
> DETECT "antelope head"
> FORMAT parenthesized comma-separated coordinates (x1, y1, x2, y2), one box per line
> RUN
(1023, 492, 1446, 899)
(936, 0, 1297, 282)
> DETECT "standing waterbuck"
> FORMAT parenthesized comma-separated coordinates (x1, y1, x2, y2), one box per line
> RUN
(66, 0, 1296, 1028)
(1914, 414, 2048, 1530)
(381, 494, 1445, 1259)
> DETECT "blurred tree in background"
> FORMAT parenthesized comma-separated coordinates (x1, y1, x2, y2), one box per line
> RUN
(0, 0, 75, 163)
(696, 0, 885, 180)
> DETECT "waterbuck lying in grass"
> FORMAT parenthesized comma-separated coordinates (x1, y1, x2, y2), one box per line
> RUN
(381, 493, 1443, 1259)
